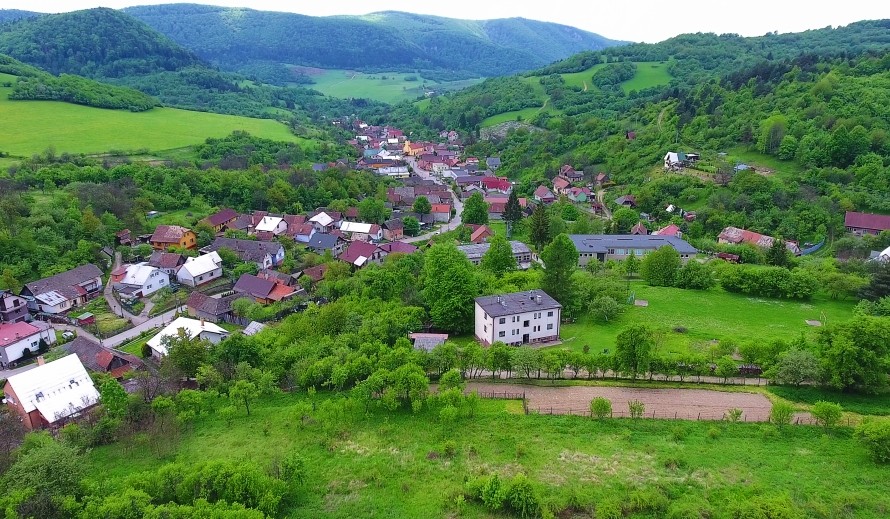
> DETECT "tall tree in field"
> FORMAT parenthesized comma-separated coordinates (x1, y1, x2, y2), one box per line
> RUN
(230, 379, 259, 416)
(481, 234, 517, 277)
(541, 233, 579, 310)
(462, 192, 489, 225)
(640, 246, 680, 286)
(529, 203, 551, 251)
(412, 196, 432, 216)
(502, 190, 523, 236)
(422, 243, 478, 333)
(615, 324, 654, 380)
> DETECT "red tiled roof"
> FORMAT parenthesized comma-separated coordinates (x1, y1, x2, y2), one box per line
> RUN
(0, 322, 41, 348)
(302, 264, 328, 282)
(553, 177, 570, 190)
(534, 185, 554, 199)
(471, 225, 493, 243)
(268, 283, 295, 302)
(481, 177, 511, 191)
(431, 204, 451, 214)
(380, 242, 418, 254)
(845, 211, 890, 232)
(655, 224, 681, 237)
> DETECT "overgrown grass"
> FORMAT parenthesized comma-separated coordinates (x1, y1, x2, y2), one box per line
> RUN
(85, 392, 890, 518)
(0, 78, 301, 156)
(768, 385, 890, 416)
(481, 106, 549, 127)
(558, 282, 855, 358)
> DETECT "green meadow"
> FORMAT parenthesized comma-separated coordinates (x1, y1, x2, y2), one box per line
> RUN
(302, 68, 482, 104)
(558, 282, 855, 358)
(86, 392, 890, 518)
(0, 73, 300, 156)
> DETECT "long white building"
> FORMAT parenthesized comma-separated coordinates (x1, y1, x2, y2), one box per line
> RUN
(474, 290, 561, 347)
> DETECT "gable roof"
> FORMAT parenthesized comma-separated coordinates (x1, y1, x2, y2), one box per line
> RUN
(409, 332, 449, 352)
(341, 241, 382, 266)
(380, 241, 418, 254)
(150, 225, 192, 243)
(204, 208, 239, 227)
(568, 234, 698, 255)
(291, 223, 315, 237)
(300, 263, 329, 282)
(845, 211, 890, 232)
(431, 204, 451, 214)
(0, 321, 42, 348)
(631, 222, 648, 235)
(471, 225, 493, 243)
(148, 251, 185, 270)
(120, 263, 162, 286)
(654, 224, 681, 237)
(307, 233, 342, 251)
(481, 177, 511, 191)
(206, 237, 282, 263)
(180, 252, 222, 278)
(255, 216, 284, 232)
(534, 185, 555, 199)
(186, 291, 241, 316)
(340, 221, 376, 234)
(234, 274, 276, 299)
(615, 195, 637, 206)
(147, 317, 229, 356)
(23, 264, 102, 302)
(309, 212, 335, 227)
(63, 336, 141, 375)
(383, 218, 403, 231)
(717, 227, 800, 254)
(553, 176, 571, 190)
(4, 354, 99, 423)
(243, 321, 267, 336)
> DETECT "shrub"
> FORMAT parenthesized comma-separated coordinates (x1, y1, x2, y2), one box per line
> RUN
(725, 408, 743, 422)
(770, 401, 795, 426)
(855, 420, 890, 463)
(590, 397, 612, 419)
(707, 426, 721, 440)
(811, 401, 843, 428)
(628, 400, 645, 418)
(596, 498, 623, 519)
(141, 343, 153, 358)
(505, 474, 539, 518)
(669, 426, 687, 442)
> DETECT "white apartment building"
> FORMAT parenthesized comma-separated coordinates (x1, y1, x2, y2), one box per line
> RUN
(474, 290, 561, 347)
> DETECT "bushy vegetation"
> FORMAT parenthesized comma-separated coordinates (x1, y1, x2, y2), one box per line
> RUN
(10, 73, 157, 111)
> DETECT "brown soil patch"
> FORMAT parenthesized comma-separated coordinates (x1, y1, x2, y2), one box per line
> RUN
(468, 382, 773, 421)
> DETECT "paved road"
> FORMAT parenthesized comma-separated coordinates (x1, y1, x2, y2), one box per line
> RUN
(0, 363, 38, 380)
(404, 158, 464, 243)
(51, 306, 184, 349)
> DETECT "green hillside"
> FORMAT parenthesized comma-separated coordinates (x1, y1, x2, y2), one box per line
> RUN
(0, 73, 300, 156)
(301, 68, 482, 104)
(124, 4, 625, 77)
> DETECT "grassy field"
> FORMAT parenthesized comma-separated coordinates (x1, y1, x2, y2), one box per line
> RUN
(621, 61, 672, 92)
(725, 145, 806, 181)
(558, 282, 855, 358)
(0, 74, 301, 156)
(85, 392, 890, 518)
(302, 68, 482, 104)
(481, 106, 549, 127)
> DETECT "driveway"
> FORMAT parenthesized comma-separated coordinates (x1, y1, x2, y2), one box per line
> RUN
(0, 363, 38, 380)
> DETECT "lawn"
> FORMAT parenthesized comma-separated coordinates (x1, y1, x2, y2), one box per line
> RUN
(0, 77, 301, 156)
(620, 61, 672, 92)
(725, 145, 805, 181)
(303, 68, 482, 104)
(81, 297, 131, 336)
(481, 106, 550, 127)
(558, 282, 856, 358)
(85, 392, 890, 518)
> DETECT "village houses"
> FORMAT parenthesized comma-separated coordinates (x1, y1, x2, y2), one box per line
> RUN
(474, 290, 561, 347)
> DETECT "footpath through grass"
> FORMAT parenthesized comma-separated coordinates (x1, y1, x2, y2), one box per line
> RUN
(0, 76, 301, 156)
(559, 282, 855, 358)
(86, 392, 890, 518)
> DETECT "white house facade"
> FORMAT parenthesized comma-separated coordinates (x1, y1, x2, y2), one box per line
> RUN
(118, 263, 169, 298)
(176, 252, 223, 287)
(0, 321, 56, 368)
(474, 290, 561, 347)
(254, 216, 287, 236)
(146, 317, 230, 358)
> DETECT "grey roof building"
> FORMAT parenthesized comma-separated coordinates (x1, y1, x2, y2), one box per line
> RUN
(456, 240, 532, 269)
(474, 290, 562, 346)
(568, 234, 697, 266)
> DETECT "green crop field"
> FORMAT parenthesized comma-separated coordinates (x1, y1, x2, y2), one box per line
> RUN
(0, 75, 301, 156)
(301, 68, 482, 104)
(85, 392, 890, 518)
(559, 282, 855, 358)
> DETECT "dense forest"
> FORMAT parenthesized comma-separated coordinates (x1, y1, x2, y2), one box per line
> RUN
(123, 4, 623, 78)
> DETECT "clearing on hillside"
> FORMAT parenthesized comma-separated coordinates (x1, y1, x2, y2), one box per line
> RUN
(0, 73, 301, 156)
(301, 68, 482, 104)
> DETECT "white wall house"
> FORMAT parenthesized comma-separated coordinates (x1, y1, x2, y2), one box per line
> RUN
(21, 264, 103, 314)
(474, 290, 561, 347)
(3, 354, 99, 429)
(254, 216, 287, 236)
(146, 317, 230, 359)
(177, 252, 223, 287)
(0, 321, 56, 368)
(117, 263, 169, 298)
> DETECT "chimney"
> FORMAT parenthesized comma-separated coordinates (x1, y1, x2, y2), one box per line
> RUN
(536, 295, 542, 304)
(37, 356, 45, 366)
(200, 318, 205, 328)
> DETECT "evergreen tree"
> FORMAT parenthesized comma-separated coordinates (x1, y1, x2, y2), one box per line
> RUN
(766, 237, 790, 267)
(502, 191, 523, 236)
(541, 234, 579, 310)
(529, 204, 551, 251)
(481, 234, 516, 277)
(461, 192, 489, 225)
(861, 261, 890, 302)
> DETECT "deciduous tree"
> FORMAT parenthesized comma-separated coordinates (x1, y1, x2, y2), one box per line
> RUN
(640, 246, 680, 287)
(541, 234, 578, 309)
(422, 243, 478, 333)
(229, 379, 259, 416)
(614, 324, 654, 380)
(481, 234, 517, 277)
(412, 196, 432, 216)
(462, 192, 489, 225)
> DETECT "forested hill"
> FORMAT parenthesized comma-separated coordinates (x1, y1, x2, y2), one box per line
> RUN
(122, 4, 624, 77)
(0, 8, 203, 77)
(0, 9, 39, 23)
(533, 20, 890, 82)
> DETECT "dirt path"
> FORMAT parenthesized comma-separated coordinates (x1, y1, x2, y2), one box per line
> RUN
(657, 106, 667, 129)
(582, 81, 588, 92)
(468, 382, 774, 421)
